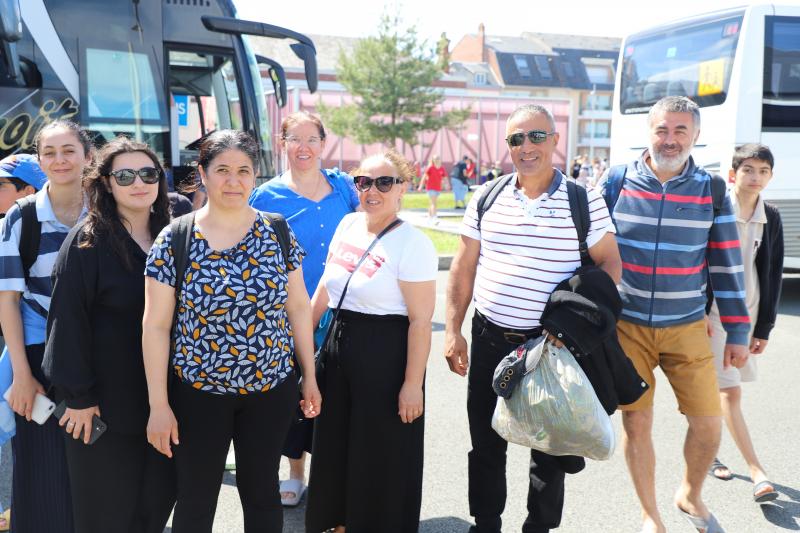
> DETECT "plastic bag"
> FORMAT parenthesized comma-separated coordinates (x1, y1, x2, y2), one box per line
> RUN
(491, 338, 615, 460)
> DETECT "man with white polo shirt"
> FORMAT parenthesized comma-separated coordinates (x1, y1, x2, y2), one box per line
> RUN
(445, 104, 621, 533)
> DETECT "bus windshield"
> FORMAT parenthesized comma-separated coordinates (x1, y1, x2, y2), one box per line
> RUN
(242, 34, 274, 178)
(619, 14, 744, 114)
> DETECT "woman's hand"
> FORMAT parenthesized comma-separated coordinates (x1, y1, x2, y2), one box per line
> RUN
(300, 377, 322, 418)
(147, 405, 179, 458)
(398, 381, 424, 424)
(7, 371, 46, 421)
(59, 406, 101, 445)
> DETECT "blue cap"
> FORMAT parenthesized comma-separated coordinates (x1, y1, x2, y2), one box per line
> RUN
(0, 154, 47, 191)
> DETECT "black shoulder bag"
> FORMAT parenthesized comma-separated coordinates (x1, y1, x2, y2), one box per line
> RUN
(313, 218, 403, 390)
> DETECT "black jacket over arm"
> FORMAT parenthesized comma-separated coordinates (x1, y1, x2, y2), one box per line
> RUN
(753, 203, 783, 340)
(42, 222, 151, 435)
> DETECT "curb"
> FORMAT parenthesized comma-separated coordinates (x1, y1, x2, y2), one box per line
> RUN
(439, 255, 453, 271)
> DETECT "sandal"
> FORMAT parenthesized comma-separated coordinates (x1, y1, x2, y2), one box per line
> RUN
(709, 457, 732, 480)
(676, 504, 725, 533)
(753, 480, 779, 503)
(279, 478, 306, 507)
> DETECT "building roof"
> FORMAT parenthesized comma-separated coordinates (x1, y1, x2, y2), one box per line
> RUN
(462, 30, 620, 91)
(249, 34, 360, 72)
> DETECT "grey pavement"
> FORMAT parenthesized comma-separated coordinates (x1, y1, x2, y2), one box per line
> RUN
(2, 273, 799, 532)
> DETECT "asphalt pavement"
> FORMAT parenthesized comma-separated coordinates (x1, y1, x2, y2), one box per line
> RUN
(2, 272, 799, 532)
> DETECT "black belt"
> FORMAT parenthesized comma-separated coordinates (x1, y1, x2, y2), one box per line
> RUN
(475, 311, 542, 345)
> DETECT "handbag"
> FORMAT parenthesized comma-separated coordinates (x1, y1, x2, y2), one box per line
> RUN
(313, 218, 403, 389)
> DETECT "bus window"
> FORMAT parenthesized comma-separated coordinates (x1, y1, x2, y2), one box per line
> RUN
(86, 48, 162, 121)
(763, 16, 800, 129)
(83, 46, 169, 159)
(619, 14, 743, 114)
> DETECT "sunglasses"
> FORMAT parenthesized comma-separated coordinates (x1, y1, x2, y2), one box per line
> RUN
(109, 167, 161, 186)
(506, 130, 556, 147)
(353, 175, 403, 193)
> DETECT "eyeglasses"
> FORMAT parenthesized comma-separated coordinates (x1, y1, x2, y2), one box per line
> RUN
(353, 175, 403, 193)
(505, 130, 556, 147)
(283, 136, 322, 147)
(109, 167, 161, 186)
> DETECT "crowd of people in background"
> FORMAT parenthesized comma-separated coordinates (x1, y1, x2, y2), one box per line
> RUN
(0, 95, 785, 533)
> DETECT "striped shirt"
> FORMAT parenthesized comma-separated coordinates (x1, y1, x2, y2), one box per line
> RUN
(604, 151, 750, 345)
(0, 185, 86, 345)
(462, 169, 615, 329)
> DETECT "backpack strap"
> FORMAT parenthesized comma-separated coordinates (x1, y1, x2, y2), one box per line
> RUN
(602, 164, 628, 217)
(476, 173, 515, 231)
(170, 213, 195, 300)
(263, 212, 291, 264)
(709, 174, 727, 219)
(16, 195, 41, 285)
(565, 178, 593, 266)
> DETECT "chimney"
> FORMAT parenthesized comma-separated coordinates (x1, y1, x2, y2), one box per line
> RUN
(479, 23, 486, 63)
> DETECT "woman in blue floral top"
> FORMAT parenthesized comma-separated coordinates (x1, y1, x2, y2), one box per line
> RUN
(143, 130, 321, 533)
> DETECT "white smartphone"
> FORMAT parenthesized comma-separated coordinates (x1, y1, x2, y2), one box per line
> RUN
(2, 388, 56, 425)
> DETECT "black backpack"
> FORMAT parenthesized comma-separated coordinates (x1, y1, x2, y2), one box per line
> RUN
(15, 195, 41, 286)
(476, 174, 593, 266)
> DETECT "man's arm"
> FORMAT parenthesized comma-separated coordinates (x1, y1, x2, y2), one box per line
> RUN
(707, 193, 750, 368)
(444, 235, 480, 376)
(588, 232, 622, 284)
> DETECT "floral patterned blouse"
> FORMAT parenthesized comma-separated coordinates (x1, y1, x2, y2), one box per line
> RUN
(145, 212, 305, 395)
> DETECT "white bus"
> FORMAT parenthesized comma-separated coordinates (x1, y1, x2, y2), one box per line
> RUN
(610, 4, 800, 267)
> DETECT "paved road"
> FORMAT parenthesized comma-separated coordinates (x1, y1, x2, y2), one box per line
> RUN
(3, 273, 799, 532)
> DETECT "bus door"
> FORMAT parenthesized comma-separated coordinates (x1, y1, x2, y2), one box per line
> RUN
(167, 48, 244, 191)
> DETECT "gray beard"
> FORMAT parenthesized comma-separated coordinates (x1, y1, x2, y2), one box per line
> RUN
(650, 147, 690, 174)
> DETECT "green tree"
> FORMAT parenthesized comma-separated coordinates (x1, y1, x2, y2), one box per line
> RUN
(319, 14, 470, 146)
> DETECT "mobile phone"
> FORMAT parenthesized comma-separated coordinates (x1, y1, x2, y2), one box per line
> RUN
(52, 401, 108, 445)
(2, 388, 55, 425)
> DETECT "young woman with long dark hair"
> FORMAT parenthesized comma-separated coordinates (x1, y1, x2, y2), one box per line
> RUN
(43, 136, 176, 533)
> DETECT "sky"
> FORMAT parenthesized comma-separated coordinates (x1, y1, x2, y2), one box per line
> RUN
(234, 0, 756, 46)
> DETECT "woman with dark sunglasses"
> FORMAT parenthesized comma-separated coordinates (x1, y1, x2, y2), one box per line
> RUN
(305, 149, 437, 533)
(42, 136, 176, 533)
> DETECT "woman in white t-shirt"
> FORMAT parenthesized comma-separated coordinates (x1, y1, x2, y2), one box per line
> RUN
(305, 149, 437, 533)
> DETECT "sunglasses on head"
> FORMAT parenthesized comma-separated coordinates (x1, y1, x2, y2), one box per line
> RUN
(506, 130, 556, 147)
(109, 167, 161, 186)
(353, 175, 403, 193)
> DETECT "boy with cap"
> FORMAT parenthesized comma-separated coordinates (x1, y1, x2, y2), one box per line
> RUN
(0, 154, 47, 217)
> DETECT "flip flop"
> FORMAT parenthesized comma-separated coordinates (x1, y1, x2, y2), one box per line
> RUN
(709, 457, 732, 480)
(676, 504, 726, 533)
(753, 480, 779, 503)
(280, 478, 306, 507)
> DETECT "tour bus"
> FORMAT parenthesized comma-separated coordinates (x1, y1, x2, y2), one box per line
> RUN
(611, 4, 800, 267)
(0, 0, 317, 184)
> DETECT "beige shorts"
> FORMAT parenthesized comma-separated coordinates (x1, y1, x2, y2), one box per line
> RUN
(709, 314, 757, 388)
(617, 319, 721, 416)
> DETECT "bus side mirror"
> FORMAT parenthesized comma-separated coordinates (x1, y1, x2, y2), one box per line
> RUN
(290, 42, 317, 94)
(256, 55, 287, 108)
(0, 0, 21, 80)
(0, 0, 21, 43)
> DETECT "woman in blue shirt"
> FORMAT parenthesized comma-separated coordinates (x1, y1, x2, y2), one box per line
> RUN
(249, 111, 358, 506)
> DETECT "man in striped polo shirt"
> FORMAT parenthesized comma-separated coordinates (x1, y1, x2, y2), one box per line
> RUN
(445, 104, 621, 533)
(605, 96, 749, 533)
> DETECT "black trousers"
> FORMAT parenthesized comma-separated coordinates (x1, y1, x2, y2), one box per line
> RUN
(64, 429, 176, 533)
(467, 313, 565, 533)
(306, 310, 423, 533)
(11, 343, 74, 533)
(170, 377, 298, 533)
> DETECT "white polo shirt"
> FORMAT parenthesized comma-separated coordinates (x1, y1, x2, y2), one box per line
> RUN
(461, 170, 614, 329)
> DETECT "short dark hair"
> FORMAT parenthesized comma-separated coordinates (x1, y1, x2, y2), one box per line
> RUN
(198, 130, 260, 174)
(732, 143, 774, 171)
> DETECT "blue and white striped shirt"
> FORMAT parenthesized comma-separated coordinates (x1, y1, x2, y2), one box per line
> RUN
(0, 185, 86, 345)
